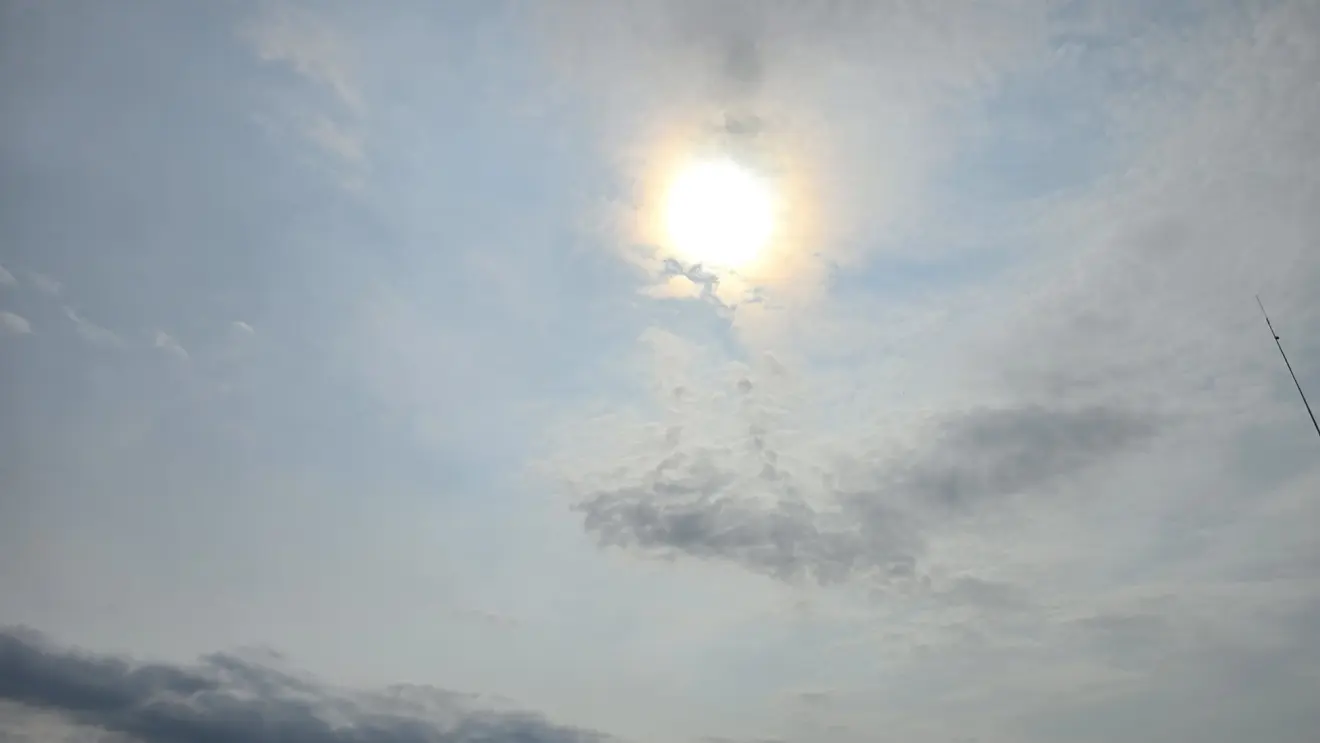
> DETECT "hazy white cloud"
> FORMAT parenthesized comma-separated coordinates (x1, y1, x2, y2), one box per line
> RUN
(63, 307, 124, 349)
(0, 311, 32, 335)
(242, 1, 367, 187)
(28, 272, 62, 297)
(153, 330, 189, 361)
(241, 3, 361, 113)
(305, 114, 365, 164)
(0, 264, 15, 287)
(640, 273, 701, 301)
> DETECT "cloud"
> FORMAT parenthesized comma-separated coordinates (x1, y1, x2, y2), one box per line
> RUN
(452, 608, 521, 631)
(28, 272, 62, 298)
(230, 320, 255, 336)
(790, 690, 833, 708)
(0, 628, 612, 743)
(305, 115, 365, 164)
(63, 307, 124, 349)
(153, 331, 188, 361)
(241, 4, 361, 113)
(894, 405, 1161, 510)
(568, 396, 1157, 591)
(641, 274, 702, 301)
(0, 311, 32, 335)
(0, 264, 15, 287)
(544, 0, 1320, 588)
(6, 2, 1320, 741)
(241, 3, 367, 183)
(530, 0, 1054, 295)
(546, 330, 1160, 597)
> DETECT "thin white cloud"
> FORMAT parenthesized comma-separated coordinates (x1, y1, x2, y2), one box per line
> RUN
(0, 264, 15, 287)
(230, 320, 255, 336)
(0, 311, 32, 335)
(28, 272, 62, 298)
(640, 274, 701, 300)
(242, 6, 368, 186)
(63, 307, 124, 349)
(305, 114, 365, 164)
(241, 4, 362, 113)
(154, 330, 189, 361)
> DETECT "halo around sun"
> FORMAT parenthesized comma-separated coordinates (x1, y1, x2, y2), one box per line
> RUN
(662, 158, 775, 271)
(628, 113, 826, 298)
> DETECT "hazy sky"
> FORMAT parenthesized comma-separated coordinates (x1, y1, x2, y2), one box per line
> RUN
(2, 2, 1318, 742)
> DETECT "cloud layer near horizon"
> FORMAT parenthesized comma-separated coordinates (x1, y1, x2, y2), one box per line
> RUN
(0, 629, 609, 743)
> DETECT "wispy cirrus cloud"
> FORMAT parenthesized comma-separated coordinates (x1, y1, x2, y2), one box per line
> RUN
(152, 330, 189, 362)
(241, 2, 366, 176)
(28, 272, 62, 298)
(241, 3, 361, 113)
(63, 306, 124, 349)
(0, 311, 32, 335)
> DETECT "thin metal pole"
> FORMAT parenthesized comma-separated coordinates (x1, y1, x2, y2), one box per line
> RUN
(1257, 295, 1320, 441)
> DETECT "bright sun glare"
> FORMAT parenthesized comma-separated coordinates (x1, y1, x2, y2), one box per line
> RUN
(663, 158, 774, 270)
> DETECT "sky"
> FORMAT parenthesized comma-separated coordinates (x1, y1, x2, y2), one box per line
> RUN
(1, 1, 1319, 742)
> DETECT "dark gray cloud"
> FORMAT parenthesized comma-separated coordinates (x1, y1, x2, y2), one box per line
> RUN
(579, 476, 916, 586)
(0, 629, 610, 743)
(574, 402, 1158, 590)
(894, 405, 1161, 510)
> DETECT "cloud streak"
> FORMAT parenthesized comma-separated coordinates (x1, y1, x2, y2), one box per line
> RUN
(64, 307, 124, 349)
(0, 311, 32, 335)
(153, 331, 188, 362)
(27, 273, 62, 298)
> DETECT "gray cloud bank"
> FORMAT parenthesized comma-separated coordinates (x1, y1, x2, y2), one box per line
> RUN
(575, 399, 1159, 589)
(0, 629, 610, 743)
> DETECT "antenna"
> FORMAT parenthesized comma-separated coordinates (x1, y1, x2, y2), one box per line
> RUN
(1256, 295, 1320, 441)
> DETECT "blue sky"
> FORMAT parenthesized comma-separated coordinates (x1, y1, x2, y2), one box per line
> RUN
(2, 2, 1319, 743)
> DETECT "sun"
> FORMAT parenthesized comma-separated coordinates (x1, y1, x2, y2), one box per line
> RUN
(663, 158, 775, 270)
